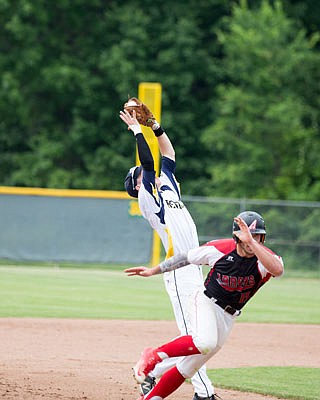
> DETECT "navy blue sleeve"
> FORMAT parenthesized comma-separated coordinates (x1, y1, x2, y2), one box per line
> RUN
(161, 156, 176, 176)
(135, 133, 154, 172)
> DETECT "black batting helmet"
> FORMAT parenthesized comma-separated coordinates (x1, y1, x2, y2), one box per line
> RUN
(233, 211, 266, 242)
(124, 165, 142, 198)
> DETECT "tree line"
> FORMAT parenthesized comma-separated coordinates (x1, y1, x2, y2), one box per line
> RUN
(0, 0, 319, 201)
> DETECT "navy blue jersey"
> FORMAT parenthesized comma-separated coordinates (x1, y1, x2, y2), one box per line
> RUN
(138, 156, 199, 256)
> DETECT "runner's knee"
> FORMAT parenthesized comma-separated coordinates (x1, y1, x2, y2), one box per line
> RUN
(193, 336, 218, 355)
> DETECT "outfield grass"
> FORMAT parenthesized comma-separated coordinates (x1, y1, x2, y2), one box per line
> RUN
(0, 265, 319, 400)
(208, 367, 320, 400)
(238, 276, 320, 324)
(0, 265, 319, 323)
(0, 266, 172, 319)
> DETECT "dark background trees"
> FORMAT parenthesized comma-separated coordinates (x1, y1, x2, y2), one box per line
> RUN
(0, 0, 319, 200)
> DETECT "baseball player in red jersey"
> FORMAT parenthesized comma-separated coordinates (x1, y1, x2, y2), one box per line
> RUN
(120, 109, 214, 399)
(125, 211, 284, 400)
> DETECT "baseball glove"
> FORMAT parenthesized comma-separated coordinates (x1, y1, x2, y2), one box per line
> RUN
(123, 97, 156, 127)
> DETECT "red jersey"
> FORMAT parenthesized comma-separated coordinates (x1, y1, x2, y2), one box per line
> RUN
(187, 238, 283, 310)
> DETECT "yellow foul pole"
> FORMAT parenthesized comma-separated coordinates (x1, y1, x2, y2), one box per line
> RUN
(137, 82, 162, 266)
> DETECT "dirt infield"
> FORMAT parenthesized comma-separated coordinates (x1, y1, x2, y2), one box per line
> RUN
(0, 319, 319, 400)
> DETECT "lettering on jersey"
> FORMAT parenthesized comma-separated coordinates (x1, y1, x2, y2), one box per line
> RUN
(165, 199, 185, 209)
(217, 272, 255, 291)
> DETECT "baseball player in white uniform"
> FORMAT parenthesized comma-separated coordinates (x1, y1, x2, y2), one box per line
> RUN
(120, 108, 214, 400)
(125, 211, 284, 400)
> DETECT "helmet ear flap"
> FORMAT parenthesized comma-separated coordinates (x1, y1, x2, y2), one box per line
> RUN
(233, 234, 240, 243)
(124, 166, 141, 198)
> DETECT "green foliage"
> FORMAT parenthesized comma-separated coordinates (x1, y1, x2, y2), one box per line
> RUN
(208, 367, 320, 400)
(0, 0, 319, 201)
(0, 0, 229, 191)
(201, 0, 320, 200)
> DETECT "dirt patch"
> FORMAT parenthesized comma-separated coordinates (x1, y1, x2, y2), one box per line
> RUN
(0, 318, 319, 399)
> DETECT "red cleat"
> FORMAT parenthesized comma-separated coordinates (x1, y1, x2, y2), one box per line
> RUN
(133, 347, 162, 384)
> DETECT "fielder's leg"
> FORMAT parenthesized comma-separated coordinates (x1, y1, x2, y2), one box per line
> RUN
(164, 269, 214, 398)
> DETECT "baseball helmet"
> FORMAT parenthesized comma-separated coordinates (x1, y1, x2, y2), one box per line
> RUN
(124, 165, 142, 198)
(233, 211, 266, 242)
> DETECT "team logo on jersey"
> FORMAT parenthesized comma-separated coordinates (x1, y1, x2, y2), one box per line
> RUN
(226, 255, 234, 262)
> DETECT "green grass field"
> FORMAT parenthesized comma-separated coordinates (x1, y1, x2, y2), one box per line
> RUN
(0, 265, 319, 400)
(0, 265, 319, 323)
(0, 266, 173, 319)
(207, 367, 320, 400)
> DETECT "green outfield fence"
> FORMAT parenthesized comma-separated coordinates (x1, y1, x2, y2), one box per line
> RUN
(0, 186, 319, 275)
(183, 196, 320, 275)
(0, 187, 153, 265)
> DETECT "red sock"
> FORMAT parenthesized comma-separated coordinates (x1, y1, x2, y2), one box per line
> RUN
(145, 366, 185, 399)
(156, 335, 200, 357)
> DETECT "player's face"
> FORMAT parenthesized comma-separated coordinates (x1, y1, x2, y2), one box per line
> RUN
(135, 171, 143, 191)
(252, 233, 263, 243)
(239, 234, 263, 257)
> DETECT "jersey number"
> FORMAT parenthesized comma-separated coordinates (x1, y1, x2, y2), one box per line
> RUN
(239, 291, 251, 304)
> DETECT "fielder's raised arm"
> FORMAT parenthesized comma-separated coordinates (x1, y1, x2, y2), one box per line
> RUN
(121, 96, 215, 398)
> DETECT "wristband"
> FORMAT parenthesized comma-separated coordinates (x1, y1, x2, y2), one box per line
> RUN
(153, 126, 164, 137)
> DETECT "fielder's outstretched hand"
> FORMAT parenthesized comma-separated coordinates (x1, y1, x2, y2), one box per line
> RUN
(124, 266, 153, 277)
(119, 109, 140, 131)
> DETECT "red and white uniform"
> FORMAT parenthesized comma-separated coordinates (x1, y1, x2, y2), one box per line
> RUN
(175, 238, 283, 379)
(200, 238, 276, 309)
